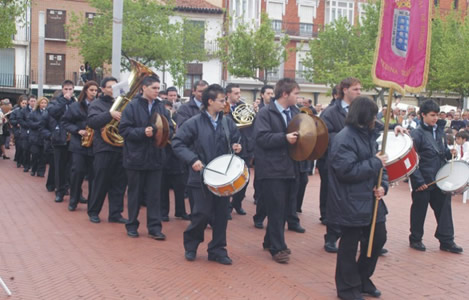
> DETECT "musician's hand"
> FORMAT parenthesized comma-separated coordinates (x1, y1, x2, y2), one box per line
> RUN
(110, 111, 121, 121)
(145, 126, 153, 137)
(373, 186, 385, 199)
(286, 132, 298, 144)
(63, 90, 74, 100)
(450, 148, 458, 157)
(394, 125, 408, 136)
(232, 143, 242, 153)
(376, 153, 388, 167)
(416, 184, 428, 191)
(78, 129, 88, 137)
(192, 160, 203, 172)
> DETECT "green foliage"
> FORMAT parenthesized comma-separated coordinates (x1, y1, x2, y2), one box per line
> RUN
(427, 10, 469, 98)
(67, 0, 206, 87)
(217, 13, 290, 84)
(302, 1, 380, 91)
(0, 0, 29, 48)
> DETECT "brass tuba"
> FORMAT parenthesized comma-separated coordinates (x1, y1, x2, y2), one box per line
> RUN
(81, 126, 94, 147)
(101, 60, 159, 147)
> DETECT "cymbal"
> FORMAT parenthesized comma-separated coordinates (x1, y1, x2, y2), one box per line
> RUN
(308, 115, 329, 160)
(287, 113, 317, 161)
(151, 112, 170, 148)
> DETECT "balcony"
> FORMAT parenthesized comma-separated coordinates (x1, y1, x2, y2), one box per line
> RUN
(0, 73, 29, 90)
(205, 40, 219, 56)
(31, 70, 103, 86)
(266, 69, 313, 84)
(271, 21, 322, 39)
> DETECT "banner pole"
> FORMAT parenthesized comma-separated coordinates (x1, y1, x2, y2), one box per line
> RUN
(367, 87, 394, 258)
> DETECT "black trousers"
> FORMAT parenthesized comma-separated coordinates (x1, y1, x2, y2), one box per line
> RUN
(230, 169, 250, 211)
(14, 141, 23, 165)
(87, 151, 126, 219)
(126, 169, 162, 233)
(183, 186, 229, 257)
(336, 222, 387, 299)
(253, 176, 266, 224)
(296, 171, 309, 212)
(317, 159, 328, 221)
(53, 145, 71, 196)
(161, 172, 187, 218)
(45, 152, 55, 190)
(70, 153, 94, 206)
(262, 178, 296, 255)
(22, 142, 31, 169)
(410, 188, 454, 245)
(30, 146, 46, 176)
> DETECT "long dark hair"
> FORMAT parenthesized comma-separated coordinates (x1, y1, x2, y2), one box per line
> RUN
(78, 80, 99, 102)
(345, 97, 378, 128)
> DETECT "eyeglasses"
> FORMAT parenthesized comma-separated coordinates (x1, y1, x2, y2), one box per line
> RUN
(215, 98, 226, 103)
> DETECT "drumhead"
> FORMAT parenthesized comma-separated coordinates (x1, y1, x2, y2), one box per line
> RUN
(436, 160, 469, 191)
(204, 154, 245, 187)
(377, 133, 413, 165)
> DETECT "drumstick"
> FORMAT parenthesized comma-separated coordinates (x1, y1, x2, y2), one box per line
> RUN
(203, 166, 226, 176)
(427, 175, 449, 187)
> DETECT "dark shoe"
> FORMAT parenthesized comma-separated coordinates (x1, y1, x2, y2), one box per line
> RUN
(288, 225, 306, 233)
(37, 174, 44, 178)
(30, 171, 35, 176)
(162, 216, 170, 222)
(272, 250, 290, 264)
(176, 213, 190, 220)
(149, 232, 166, 240)
(234, 207, 246, 215)
(64, 190, 70, 196)
(324, 241, 338, 253)
(254, 222, 264, 229)
(262, 244, 291, 255)
(227, 214, 232, 220)
(208, 254, 232, 265)
(410, 241, 426, 251)
(54, 195, 64, 203)
(440, 242, 463, 254)
(89, 215, 101, 223)
(23, 168, 29, 172)
(108, 217, 128, 224)
(3, 155, 10, 160)
(16, 163, 21, 168)
(185, 251, 196, 261)
(46, 186, 55, 192)
(79, 196, 87, 203)
(68, 205, 76, 211)
(297, 208, 302, 213)
(127, 230, 139, 238)
(379, 248, 388, 256)
(362, 288, 381, 298)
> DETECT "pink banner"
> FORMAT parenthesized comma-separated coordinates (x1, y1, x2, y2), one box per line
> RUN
(372, 0, 432, 94)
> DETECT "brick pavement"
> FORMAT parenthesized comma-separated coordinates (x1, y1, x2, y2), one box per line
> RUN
(0, 148, 468, 299)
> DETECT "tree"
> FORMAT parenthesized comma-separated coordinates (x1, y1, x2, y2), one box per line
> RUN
(427, 10, 469, 101)
(67, 0, 206, 87)
(217, 13, 290, 85)
(301, 2, 387, 101)
(0, 0, 29, 48)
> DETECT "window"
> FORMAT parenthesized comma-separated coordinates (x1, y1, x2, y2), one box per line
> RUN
(358, 3, 367, 25)
(184, 63, 203, 97)
(45, 9, 66, 40)
(0, 49, 15, 87)
(231, 0, 260, 29)
(46, 53, 66, 85)
(299, 23, 313, 36)
(272, 20, 283, 33)
(184, 20, 205, 53)
(86, 12, 96, 25)
(325, 1, 354, 25)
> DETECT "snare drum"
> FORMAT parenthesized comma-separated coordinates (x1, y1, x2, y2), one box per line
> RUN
(203, 154, 249, 197)
(377, 133, 419, 183)
(436, 160, 469, 194)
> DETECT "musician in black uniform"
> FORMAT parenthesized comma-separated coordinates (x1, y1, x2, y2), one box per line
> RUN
(173, 84, 242, 265)
(409, 100, 462, 253)
(47, 80, 76, 203)
(119, 75, 173, 240)
(19, 95, 36, 173)
(87, 77, 127, 224)
(27, 97, 49, 177)
(254, 78, 301, 264)
(9, 96, 28, 168)
(62, 81, 99, 211)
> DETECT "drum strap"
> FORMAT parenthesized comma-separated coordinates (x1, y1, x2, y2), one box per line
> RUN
(221, 117, 231, 154)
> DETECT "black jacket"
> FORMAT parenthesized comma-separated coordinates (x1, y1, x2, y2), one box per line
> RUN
(409, 120, 451, 190)
(27, 109, 47, 147)
(47, 94, 76, 146)
(40, 109, 55, 154)
(87, 94, 121, 154)
(172, 111, 241, 187)
(9, 106, 23, 138)
(118, 95, 173, 171)
(19, 105, 33, 142)
(327, 125, 389, 227)
(175, 97, 201, 127)
(62, 100, 93, 156)
(253, 101, 299, 180)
